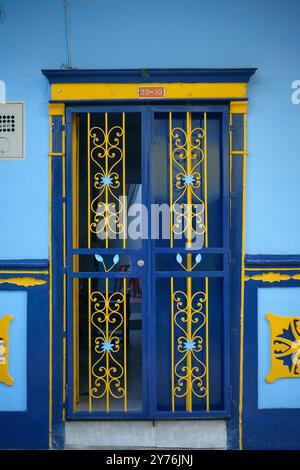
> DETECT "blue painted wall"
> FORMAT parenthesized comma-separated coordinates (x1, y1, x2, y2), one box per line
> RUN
(0, 0, 300, 257)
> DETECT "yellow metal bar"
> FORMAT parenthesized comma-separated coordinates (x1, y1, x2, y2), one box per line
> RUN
(51, 83, 247, 101)
(171, 277, 175, 412)
(123, 278, 127, 412)
(88, 278, 92, 412)
(186, 275, 192, 412)
(186, 112, 192, 412)
(105, 277, 109, 412)
(169, 112, 173, 248)
(205, 277, 209, 411)
(87, 113, 91, 249)
(105, 113, 109, 249)
(122, 113, 126, 249)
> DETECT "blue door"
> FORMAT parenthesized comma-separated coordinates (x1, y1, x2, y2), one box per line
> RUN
(66, 105, 230, 419)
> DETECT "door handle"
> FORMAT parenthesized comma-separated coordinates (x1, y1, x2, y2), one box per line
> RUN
(137, 259, 145, 267)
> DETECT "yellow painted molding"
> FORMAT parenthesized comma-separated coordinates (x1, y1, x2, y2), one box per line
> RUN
(0, 314, 14, 386)
(230, 100, 248, 114)
(51, 82, 247, 101)
(244, 272, 300, 282)
(244, 272, 291, 283)
(49, 103, 65, 116)
(0, 277, 47, 287)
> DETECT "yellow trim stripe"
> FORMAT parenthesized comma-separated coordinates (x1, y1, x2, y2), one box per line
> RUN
(51, 82, 247, 101)
(239, 112, 247, 450)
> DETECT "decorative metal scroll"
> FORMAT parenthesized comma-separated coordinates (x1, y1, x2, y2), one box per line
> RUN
(89, 278, 127, 412)
(169, 112, 209, 412)
(169, 112, 207, 245)
(88, 113, 126, 248)
(171, 279, 207, 411)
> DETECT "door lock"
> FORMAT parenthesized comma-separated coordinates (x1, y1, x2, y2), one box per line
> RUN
(137, 259, 145, 267)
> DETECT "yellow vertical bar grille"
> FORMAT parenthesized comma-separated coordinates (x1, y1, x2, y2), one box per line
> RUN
(186, 112, 193, 412)
(170, 111, 209, 413)
(88, 112, 126, 247)
(90, 277, 127, 411)
(87, 112, 127, 413)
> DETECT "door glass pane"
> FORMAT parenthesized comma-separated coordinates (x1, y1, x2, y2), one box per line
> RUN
(152, 112, 223, 248)
(156, 277, 224, 412)
(74, 276, 143, 412)
(75, 112, 142, 249)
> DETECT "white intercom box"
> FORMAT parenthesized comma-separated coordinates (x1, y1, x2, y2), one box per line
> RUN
(0, 102, 25, 159)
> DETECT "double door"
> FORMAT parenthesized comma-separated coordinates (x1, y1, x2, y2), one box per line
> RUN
(66, 105, 229, 418)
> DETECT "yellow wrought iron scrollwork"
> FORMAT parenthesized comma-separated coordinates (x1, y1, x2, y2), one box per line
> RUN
(86, 112, 128, 413)
(169, 112, 209, 412)
(169, 112, 206, 241)
(89, 278, 127, 412)
(88, 113, 126, 248)
(171, 280, 208, 410)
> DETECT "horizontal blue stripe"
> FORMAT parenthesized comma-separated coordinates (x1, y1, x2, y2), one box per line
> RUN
(245, 254, 300, 267)
(0, 260, 49, 270)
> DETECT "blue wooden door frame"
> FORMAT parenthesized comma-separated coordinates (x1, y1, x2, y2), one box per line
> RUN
(60, 104, 231, 421)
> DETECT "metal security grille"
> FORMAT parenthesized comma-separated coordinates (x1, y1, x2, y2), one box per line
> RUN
(66, 105, 230, 419)
(169, 112, 210, 411)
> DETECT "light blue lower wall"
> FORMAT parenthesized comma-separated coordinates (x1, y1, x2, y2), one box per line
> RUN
(0, 291, 27, 411)
(258, 287, 300, 409)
